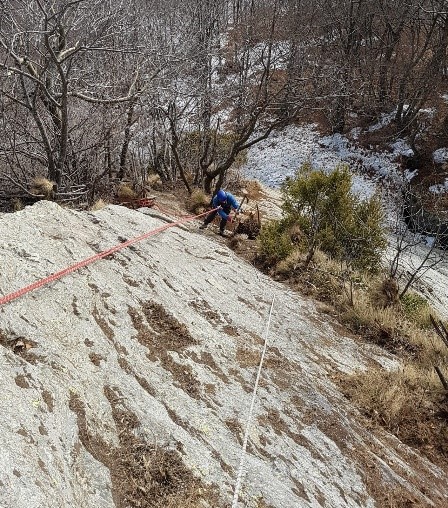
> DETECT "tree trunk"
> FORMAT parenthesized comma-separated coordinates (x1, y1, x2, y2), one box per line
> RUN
(118, 99, 137, 180)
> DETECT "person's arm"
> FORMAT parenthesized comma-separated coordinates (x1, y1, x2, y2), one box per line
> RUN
(229, 194, 239, 211)
(218, 208, 228, 219)
(212, 196, 228, 219)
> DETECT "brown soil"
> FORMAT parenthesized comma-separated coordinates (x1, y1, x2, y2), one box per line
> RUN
(92, 305, 115, 341)
(162, 354, 201, 399)
(89, 352, 105, 366)
(128, 302, 202, 399)
(140, 301, 198, 351)
(15, 374, 31, 389)
(41, 390, 55, 412)
(189, 299, 223, 324)
(69, 385, 221, 507)
(224, 417, 243, 445)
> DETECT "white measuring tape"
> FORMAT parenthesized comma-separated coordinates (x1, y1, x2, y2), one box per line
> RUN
(232, 295, 275, 508)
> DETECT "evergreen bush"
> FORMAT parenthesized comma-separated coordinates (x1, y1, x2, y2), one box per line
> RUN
(400, 292, 432, 329)
(257, 220, 293, 264)
(258, 163, 387, 273)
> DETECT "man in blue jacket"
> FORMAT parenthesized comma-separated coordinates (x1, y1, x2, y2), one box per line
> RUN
(199, 189, 240, 236)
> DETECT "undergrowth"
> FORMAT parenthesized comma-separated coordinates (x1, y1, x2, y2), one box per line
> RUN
(252, 165, 448, 470)
(254, 243, 448, 470)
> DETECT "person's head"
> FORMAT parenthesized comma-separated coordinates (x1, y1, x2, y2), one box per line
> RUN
(216, 189, 227, 203)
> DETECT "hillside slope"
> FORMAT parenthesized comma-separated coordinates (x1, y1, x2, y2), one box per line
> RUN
(0, 201, 446, 508)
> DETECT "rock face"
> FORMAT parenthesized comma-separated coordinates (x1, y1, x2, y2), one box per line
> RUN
(0, 201, 447, 508)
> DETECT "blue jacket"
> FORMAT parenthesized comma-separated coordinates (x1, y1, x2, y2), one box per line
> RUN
(212, 192, 239, 220)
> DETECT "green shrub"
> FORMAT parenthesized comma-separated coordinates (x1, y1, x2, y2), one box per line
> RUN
(346, 195, 386, 272)
(400, 292, 432, 329)
(258, 220, 293, 263)
(280, 163, 387, 271)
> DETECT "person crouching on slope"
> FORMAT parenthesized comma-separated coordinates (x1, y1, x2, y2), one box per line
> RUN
(199, 189, 239, 236)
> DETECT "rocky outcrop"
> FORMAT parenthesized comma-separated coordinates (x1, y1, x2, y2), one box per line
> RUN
(0, 201, 447, 507)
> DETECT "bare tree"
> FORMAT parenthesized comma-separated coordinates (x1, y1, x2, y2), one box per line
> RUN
(148, 0, 303, 194)
(1, 0, 447, 207)
(0, 0, 148, 197)
(389, 184, 448, 299)
(393, 1, 448, 129)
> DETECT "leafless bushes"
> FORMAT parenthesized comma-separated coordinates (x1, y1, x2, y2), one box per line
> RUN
(1, 1, 447, 206)
(388, 184, 448, 300)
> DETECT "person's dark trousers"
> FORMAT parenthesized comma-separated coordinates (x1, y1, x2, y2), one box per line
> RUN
(203, 203, 231, 232)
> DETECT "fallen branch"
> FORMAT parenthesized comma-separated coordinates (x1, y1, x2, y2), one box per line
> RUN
(430, 314, 448, 391)
(434, 366, 448, 391)
(430, 315, 448, 348)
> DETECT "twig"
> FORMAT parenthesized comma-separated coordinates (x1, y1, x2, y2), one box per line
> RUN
(434, 366, 448, 391)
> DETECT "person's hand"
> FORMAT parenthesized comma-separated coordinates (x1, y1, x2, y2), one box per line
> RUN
(227, 215, 233, 223)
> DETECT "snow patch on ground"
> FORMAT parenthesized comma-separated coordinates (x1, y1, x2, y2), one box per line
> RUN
(242, 124, 404, 200)
(433, 148, 448, 164)
(429, 179, 448, 194)
(368, 111, 395, 132)
(390, 139, 414, 158)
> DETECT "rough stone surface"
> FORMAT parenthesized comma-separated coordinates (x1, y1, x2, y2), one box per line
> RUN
(0, 201, 447, 507)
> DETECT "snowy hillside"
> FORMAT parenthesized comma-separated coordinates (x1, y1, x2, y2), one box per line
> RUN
(241, 124, 448, 319)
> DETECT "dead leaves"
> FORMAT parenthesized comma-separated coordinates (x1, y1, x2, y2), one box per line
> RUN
(12, 338, 34, 353)
(0, 331, 39, 362)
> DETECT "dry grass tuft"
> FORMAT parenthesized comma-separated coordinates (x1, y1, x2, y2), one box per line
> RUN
(12, 198, 24, 211)
(339, 365, 448, 468)
(186, 188, 210, 214)
(370, 277, 399, 309)
(90, 199, 107, 211)
(280, 250, 345, 303)
(288, 223, 305, 245)
(340, 287, 448, 360)
(117, 183, 137, 200)
(228, 234, 243, 250)
(242, 179, 264, 200)
(146, 173, 163, 190)
(341, 292, 411, 350)
(275, 249, 304, 275)
(184, 171, 195, 185)
(30, 177, 55, 199)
